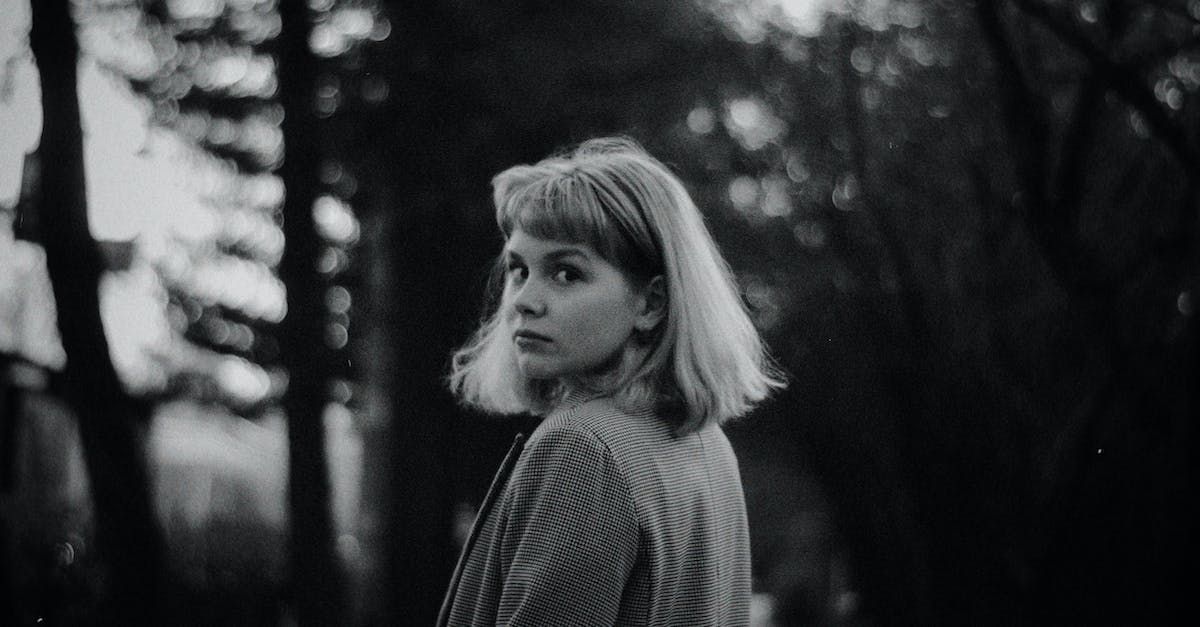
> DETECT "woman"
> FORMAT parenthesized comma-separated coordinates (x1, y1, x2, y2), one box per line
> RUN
(440, 137, 784, 626)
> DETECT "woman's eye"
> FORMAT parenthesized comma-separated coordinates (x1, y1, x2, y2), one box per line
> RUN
(506, 263, 527, 281)
(553, 267, 581, 283)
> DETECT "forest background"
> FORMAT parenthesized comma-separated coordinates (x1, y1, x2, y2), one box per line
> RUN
(0, 0, 1195, 625)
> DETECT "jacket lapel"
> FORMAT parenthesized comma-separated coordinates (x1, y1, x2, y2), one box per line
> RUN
(436, 432, 527, 626)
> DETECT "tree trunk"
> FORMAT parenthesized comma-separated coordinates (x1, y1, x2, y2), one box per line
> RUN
(276, 2, 346, 624)
(372, 5, 470, 621)
(28, 0, 164, 623)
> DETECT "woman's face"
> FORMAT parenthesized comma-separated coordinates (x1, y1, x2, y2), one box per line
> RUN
(502, 229, 652, 383)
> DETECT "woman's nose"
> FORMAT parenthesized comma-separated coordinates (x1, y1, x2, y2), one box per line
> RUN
(512, 282, 546, 317)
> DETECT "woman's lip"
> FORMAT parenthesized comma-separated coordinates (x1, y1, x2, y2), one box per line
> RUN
(514, 330, 552, 343)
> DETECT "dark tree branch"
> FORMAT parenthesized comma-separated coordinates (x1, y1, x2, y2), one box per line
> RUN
(276, 1, 346, 625)
(1048, 0, 1129, 246)
(1047, 75, 1101, 251)
(29, 0, 165, 623)
(977, 0, 1139, 299)
(974, 0, 1102, 296)
(976, 0, 1051, 221)
(1010, 0, 1199, 169)
(836, 22, 930, 347)
(1140, 0, 1200, 24)
(830, 20, 936, 624)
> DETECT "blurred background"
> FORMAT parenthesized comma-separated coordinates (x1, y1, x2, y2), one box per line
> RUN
(0, 0, 1196, 625)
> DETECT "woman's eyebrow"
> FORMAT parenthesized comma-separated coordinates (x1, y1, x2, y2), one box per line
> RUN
(504, 246, 590, 263)
(545, 248, 589, 262)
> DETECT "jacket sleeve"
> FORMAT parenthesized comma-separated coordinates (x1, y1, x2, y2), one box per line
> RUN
(495, 426, 639, 626)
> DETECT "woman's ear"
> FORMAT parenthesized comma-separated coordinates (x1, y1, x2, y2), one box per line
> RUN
(634, 275, 667, 333)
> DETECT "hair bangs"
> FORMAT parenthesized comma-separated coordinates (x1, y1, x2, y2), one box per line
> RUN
(495, 167, 627, 269)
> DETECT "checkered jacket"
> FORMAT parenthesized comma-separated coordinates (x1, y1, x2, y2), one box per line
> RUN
(438, 396, 751, 626)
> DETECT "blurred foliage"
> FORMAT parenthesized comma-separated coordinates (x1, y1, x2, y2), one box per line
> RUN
(686, 1, 1198, 624)
(66, 0, 364, 413)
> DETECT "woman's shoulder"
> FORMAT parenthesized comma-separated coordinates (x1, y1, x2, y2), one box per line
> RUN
(519, 397, 698, 485)
(504, 400, 648, 502)
(533, 396, 670, 446)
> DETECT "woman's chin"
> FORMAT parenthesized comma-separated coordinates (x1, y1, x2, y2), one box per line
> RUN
(516, 357, 560, 380)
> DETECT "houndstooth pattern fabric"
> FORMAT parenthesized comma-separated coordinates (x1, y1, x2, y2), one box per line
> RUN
(438, 397, 751, 626)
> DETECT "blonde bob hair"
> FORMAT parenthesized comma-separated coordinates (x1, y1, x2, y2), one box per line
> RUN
(449, 137, 784, 433)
